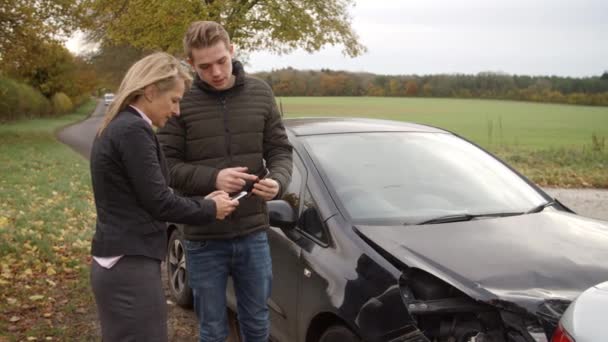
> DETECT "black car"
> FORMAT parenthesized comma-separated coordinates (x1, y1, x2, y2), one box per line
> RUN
(166, 118, 608, 342)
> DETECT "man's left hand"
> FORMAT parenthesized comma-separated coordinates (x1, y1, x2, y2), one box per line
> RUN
(252, 178, 280, 201)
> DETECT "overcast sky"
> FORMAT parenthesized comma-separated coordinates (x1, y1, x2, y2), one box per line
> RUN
(67, 0, 608, 77)
(245, 0, 608, 77)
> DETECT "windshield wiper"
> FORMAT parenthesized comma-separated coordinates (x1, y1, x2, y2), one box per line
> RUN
(413, 212, 524, 225)
(525, 199, 557, 214)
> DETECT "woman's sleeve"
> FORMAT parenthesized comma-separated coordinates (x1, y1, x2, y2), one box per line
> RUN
(117, 121, 216, 224)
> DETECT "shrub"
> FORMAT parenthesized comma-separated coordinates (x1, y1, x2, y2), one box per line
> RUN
(0, 76, 51, 122)
(51, 92, 74, 115)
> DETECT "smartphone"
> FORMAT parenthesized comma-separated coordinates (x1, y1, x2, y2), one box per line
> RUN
(231, 191, 248, 201)
(259, 168, 270, 180)
(244, 168, 270, 193)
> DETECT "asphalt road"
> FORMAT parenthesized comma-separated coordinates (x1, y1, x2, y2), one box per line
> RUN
(57, 100, 106, 159)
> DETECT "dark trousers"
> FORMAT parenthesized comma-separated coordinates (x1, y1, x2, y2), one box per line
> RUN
(90, 255, 167, 342)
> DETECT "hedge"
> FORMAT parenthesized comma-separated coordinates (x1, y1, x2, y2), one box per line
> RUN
(0, 76, 52, 122)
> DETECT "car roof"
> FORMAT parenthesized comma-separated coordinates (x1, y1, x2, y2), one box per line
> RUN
(283, 117, 449, 136)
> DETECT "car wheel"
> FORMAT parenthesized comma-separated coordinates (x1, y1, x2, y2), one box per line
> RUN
(166, 228, 193, 308)
(319, 325, 360, 342)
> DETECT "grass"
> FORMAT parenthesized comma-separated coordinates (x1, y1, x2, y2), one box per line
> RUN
(278, 97, 608, 188)
(278, 97, 608, 149)
(0, 99, 98, 341)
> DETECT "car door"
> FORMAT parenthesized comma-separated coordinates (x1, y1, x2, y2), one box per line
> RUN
(267, 153, 306, 341)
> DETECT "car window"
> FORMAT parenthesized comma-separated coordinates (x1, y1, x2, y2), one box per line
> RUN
(280, 153, 329, 245)
(281, 154, 304, 212)
(303, 132, 547, 225)
(298, 188, 329, 244)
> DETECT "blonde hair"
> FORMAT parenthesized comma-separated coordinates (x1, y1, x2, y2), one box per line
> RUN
(183, 21, 231, 59)
(98, 52, 193, 135)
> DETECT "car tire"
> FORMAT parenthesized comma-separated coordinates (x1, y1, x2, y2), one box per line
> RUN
(319, 325, 360, 342)
(166, 228, 193, 308)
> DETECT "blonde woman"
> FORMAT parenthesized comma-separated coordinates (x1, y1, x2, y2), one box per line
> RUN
(89, 52, 238, 341)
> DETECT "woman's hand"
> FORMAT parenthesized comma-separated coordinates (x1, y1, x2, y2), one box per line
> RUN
(206, 191, 238, 219)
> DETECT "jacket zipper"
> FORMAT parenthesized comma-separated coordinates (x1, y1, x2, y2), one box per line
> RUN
(220, 96, 232, 164)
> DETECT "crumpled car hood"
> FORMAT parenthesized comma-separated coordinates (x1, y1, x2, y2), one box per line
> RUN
(355, 211, 608, 315)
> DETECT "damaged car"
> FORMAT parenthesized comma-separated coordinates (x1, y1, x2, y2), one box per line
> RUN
(166, 118, 608, 342)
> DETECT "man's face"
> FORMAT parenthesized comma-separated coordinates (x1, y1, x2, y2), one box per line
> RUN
(189, 42, 235, 91)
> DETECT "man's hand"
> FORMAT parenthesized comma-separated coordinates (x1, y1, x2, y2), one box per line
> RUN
(215, 167, 259, 193)
(205, 190, 239, 220)
(252, 178, 280, 201)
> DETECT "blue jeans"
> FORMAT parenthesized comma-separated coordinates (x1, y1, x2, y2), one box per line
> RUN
(184, 230, 272, 342)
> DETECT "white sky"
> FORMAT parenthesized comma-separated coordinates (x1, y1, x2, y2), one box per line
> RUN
(67, 0, 608, 77)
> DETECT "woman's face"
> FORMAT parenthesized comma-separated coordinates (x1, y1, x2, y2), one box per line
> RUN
(145, 80, 185, 128)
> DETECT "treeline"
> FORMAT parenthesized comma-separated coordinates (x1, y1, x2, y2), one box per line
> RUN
(0, 41, 97, 122)
(254, 68, 608, 106)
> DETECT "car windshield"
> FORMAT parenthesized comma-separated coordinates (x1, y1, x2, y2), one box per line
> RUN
(303, 132, 547, 225)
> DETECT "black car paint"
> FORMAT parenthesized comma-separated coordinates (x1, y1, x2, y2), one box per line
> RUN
(179, 118, 608, 342)
(355, 210, 608, 311)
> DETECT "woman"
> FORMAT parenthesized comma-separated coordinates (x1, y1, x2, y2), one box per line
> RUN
(89, 52, 237, 341)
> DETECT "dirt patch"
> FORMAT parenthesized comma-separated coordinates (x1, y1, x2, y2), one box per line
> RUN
(162, 262, 199, 341)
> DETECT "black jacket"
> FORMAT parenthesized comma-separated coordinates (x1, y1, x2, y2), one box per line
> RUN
(157, 61, 293, 240)
(90, 107, 216, 260)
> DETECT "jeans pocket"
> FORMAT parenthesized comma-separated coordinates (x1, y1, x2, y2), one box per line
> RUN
(183, 239, 208, 252)
(251, 230, 268, 243)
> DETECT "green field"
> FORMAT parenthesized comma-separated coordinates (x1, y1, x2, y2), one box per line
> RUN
(278, 97, 608, 188)
(278, 97, 608, 149)
(0, 100, 98, 340)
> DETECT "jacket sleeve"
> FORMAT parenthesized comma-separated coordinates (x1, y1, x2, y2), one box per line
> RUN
(264, 94, 293, 199)
(157, 116, 219, 195)
(117, 121, 217, 224)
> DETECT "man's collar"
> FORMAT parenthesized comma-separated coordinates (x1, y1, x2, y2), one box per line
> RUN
(194, 60, 245, 94)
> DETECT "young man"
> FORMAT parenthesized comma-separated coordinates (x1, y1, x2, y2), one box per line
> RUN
(157, 21, 293, 341)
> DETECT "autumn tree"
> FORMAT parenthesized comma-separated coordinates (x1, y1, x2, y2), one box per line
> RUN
(405, 80, 418, 96)
(0, 0, 85, 67)
(388, 79, 401, 97)
(87, 44, 151, 91)
(84, 0, 366, 57)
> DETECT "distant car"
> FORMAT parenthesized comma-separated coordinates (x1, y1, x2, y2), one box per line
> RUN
(103, 93, 115, 106)
(553, 281, 608, 342)
(165, 118, 608, 342)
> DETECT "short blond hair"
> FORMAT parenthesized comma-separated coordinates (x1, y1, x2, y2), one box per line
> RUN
(183, 21, 231, 59)
(98, 52, 192, 135)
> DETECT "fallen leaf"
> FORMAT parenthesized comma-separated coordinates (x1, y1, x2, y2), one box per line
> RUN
(46, 267, 56, 276)
(43, 312, 52, 318)
(9, 316, 20, 322)
(29, 295, 44, 301)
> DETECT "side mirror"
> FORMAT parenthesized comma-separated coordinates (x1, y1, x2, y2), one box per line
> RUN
(267, 200, 297, 230)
